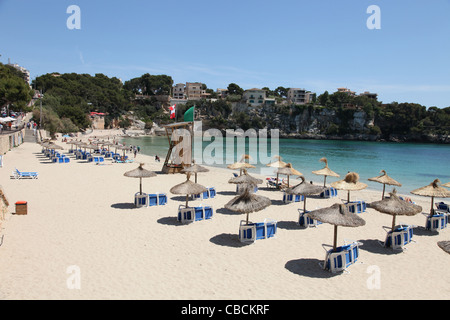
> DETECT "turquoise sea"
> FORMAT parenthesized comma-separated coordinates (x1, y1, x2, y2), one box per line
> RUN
(121, 135, 450, 195)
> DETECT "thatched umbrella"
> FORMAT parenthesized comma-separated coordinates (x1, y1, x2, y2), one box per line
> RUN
(170, 172, 208, 207)
(306, 203, 366, 251)
(124, 163, 157, 195)
(368, 170, 402, 200)
(331, 172, 368, 203)
(225, 188, 271, 225)
(312, 157, 340, 187)
(228, 169, 263, 194)
(276, 163, 302, 187)
(442, 182, 450, 188)
(181, 160, 209, 183)
(411, 179, 450, 216)
(227, 161, 256, 176)
(437, 241, 450, 254)
(370, 189, 422, 230)
(285, 176, 325, 213)
(266, 155, 288, 187)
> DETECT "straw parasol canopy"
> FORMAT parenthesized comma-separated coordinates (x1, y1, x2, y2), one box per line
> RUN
(437, 241, 450, 254)
(312, 157, 340, 187)
(170, 172, 208, 207)
(181, 160, 209, 183)
(442, 182, 450, 188)
(228, 169, 263, 194)
(331, 172, 368, 203)
(285, 176, 325, 214)
(368, 170, 402, 200)
(306, 203, 366, 251)
(411, 179, 450, 216)
(266, 155, 288, 187)
(124, 163, 157, 195)
(224, 188, 271, 225)
(276, 163, 302, 187)
(227, 161, 256, 176)
(370, 189, 422, 230)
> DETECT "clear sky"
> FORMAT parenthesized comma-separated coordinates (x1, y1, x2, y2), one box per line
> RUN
(1, 0, 449, 108)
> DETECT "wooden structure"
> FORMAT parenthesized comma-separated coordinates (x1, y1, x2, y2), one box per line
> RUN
(162, 122, 193, 174)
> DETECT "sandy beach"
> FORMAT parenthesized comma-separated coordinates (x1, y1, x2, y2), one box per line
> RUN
(0, 131, 449, 300)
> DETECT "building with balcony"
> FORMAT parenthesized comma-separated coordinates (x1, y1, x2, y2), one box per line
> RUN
(287, 88, 313, 105)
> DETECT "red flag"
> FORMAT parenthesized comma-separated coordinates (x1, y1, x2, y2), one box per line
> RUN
(170, 104, 176, 119)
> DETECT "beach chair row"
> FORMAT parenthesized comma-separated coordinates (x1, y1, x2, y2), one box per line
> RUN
(320, 187, 338, 198)
(323, 240, 362, 273)
(177, 205, 214, 224)
(192, 187, 216, 200)
(383, 225, 415, 250)
(134, 192, 168, 208)
(239, 219, 277, 243)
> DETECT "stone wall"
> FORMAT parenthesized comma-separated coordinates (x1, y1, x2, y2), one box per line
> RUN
(0, 129, 25, 155)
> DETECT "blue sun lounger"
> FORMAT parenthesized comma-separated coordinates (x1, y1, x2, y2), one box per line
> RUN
(425, 213, 448, 232)
(177, 205, 214, 224)
(347, 200, 367, 214)
(298, 209, 323, 227)
(283, 193, 304, 204)
(436, 202, 450, 213)
(383, 225, 415, 250)
(14, 168, 38, 179)
(322, 240, 362, 273)
(148, 193, 167, 206)
(320, 187, 338, 198)
(239, 219, 277, 243)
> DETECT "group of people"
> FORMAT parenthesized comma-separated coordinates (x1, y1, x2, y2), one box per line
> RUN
(129, 145, 140, 158)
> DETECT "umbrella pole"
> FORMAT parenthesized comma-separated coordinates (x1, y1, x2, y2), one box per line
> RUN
(430, 196, 435, 216)
(303, 197, 307, 213)
(323, 176, 327, 188)
(392, 215, 397, 230)
(140, 178, 142, 195)
(276, 173, 279, 189)
(333, 226, 338, 251)
(195, 173, 198, 184)
(347, 191, 350, 203)
(382, 184, 386, 200)
(186, 195, 189, 208)
(246, 213, 249, 225)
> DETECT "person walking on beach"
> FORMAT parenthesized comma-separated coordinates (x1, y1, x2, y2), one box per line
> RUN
(133, 146, 137, 158)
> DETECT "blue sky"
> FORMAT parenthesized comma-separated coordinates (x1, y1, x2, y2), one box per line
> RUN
(1, 0, 449, 108)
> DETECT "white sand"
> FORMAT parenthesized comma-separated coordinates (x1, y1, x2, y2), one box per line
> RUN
(0, 132, 449, 300)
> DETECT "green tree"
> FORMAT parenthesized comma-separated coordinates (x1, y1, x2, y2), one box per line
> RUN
(227, 83, 244, 96)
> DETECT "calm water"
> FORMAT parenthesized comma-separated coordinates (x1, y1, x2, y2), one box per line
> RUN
(121, 135, 450, 195)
